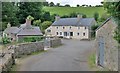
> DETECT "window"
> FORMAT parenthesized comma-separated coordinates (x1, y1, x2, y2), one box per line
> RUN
(60, 32, 62, 35)
(63, 27, 65, 29)
(77, 33, 79, 36)
(78, 27, 80, 29)
(83, 33, 85, 36)
(56, 32, 59, 35)
(85, 27, 87, 29)
(47, 29, 51, 32)
(70, 32, 73, 36)
(56, 27, 58, 29)
(70, 26, 71, 29)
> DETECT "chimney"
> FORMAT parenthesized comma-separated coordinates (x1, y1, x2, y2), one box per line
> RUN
(55, 16, 60, 21)
(7, 23, 11, 28)
(25, 19, 32, 28)
(77, 15, 82, 19)
(25, 19, 31, 25)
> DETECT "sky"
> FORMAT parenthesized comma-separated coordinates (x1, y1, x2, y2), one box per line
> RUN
(46, 0, 103, 7)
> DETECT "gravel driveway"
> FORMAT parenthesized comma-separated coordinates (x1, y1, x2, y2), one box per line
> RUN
(17, 39, 95, 71)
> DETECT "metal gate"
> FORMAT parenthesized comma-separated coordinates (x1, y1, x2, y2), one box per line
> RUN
(98, 36, 104, 67)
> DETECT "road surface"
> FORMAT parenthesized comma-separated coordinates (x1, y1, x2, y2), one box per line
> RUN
(17, 39, 95, 71)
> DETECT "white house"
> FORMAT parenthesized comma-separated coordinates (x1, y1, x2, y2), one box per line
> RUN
(45, 15, 97, 40)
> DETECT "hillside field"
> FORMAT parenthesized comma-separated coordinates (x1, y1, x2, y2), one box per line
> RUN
(43, 7, 106, 18)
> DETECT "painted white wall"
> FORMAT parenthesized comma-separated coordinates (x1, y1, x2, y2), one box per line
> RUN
(45, 26, 89, 39)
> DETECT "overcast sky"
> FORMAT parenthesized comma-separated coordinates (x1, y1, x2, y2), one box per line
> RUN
(46, 0, 103, 7)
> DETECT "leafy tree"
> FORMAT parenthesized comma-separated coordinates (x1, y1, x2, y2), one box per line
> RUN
(69, 12, 77, 17)
(65, 4, 70, 7)
(2, 2, 19, 26)
(104, 2, 120, 43)
(42, 12, 51, 21)
(42, 2, 49, 6)
(56, 3, 60, 7)
(33, 19, 41, 29)
(17, 2, 43, 24)
(49, 2, 54, 7)
(82, 14, 87, 18)
(94, 12, 99, 21)
(77, 4, 80, 7)
(41, 21, 52, 32)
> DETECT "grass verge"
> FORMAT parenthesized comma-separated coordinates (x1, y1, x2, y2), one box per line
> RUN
(88, 53, 96, 68)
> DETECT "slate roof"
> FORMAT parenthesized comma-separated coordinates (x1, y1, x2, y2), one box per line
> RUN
(4, 24, 43, 36)
(17, 27, 43, 36)
(52, 18, 95, 26)
(4, 27, 20, 34)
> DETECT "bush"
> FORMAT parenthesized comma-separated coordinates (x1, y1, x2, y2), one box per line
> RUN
(23, 36, 44, 42)
(2, 37, 10, 44)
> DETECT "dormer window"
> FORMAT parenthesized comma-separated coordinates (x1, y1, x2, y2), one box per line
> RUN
(70, 26, 71, 29)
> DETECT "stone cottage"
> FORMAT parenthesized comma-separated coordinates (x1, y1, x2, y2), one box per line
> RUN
(95, 17, 119, 71)
(45, 15, 97, 40)
(3, 18, 43, 42)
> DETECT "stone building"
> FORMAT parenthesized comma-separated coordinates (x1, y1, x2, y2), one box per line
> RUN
(45, 15, 96, 40)
(3, 18, 43, 42)
(95, 17, 119, 71)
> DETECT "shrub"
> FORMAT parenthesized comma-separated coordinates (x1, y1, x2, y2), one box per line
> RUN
(2, 37, 10, 44)
(23, 36, 44, 42)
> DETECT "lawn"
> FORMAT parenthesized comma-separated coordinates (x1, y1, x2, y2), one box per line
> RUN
(43, 7, 106, 18)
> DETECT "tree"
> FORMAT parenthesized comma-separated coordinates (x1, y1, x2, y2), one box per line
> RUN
(94, 12, 99, 21)
(65, 4, 70, 7)
(69, 12, 77, 17)
(56, 3, 60, 7)
(33, 19, 41, 29)
(42, 12, 51, 21)
(104, 2, 120, 43)
(49, 2, 54, 7)
(77, 4, 80, 7)
(2, 2, 19, 26)
(82, 14, 87, 18)
(41, 21, 52, 32)
(17, 2, 43, 24)
(42, 2, 49, 6)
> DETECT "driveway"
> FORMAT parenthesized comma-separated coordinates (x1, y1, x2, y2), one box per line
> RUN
(17, 39, 95, 71)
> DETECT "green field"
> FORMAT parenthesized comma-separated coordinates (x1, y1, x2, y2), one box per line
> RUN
(43, 7, 106, 18)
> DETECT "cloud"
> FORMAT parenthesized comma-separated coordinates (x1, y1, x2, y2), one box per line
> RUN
(46, 0, 103, 7)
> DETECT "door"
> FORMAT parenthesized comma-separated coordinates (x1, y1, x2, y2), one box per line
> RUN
(98, 36, 104, 67)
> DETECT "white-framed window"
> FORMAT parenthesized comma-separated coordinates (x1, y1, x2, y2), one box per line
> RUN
(70, 26, 72, 29)
(60, 32, 62, 35)
(85, 26, 87, 29)
(56, 27, 58, 29)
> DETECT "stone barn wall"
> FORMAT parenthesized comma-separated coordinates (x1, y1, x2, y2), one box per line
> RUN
(95, 18, 119, 71)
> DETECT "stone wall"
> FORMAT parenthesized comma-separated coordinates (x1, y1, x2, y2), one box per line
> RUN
(0, 50, 15, 73)
(13, 42, 44, 58)
(95, 18, 119, 71)
(50, 38, 62, 47)
(44, 38, 62, 48)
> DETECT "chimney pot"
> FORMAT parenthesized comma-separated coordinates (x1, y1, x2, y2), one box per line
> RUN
(77, 15, 82, 19)
(55, 16, 60, 21)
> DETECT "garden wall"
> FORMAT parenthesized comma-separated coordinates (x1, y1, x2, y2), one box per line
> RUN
(13, 41, 44, 58)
